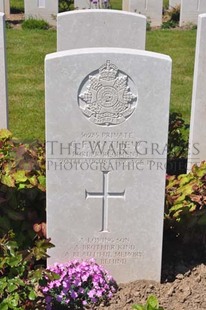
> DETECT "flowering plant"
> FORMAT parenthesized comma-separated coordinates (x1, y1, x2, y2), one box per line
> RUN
(42, 258, 118, 309)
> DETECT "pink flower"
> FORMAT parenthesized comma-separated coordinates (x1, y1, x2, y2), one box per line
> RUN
(71, 290, 78, 299)
(42, 259, 117, 309)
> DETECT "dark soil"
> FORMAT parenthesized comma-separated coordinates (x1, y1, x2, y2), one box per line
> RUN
(6, 13, 24, 29)
(95, 264, 206, 310)
(94, 236, 206, 310)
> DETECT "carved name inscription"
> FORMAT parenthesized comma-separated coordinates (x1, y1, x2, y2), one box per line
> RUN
(65, 237, 143, 265)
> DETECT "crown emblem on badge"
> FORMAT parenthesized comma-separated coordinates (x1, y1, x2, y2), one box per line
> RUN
(78, 60, 137, 126)
(99, 60, 118, 81)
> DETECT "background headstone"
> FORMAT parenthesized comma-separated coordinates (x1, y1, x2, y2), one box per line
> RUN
(24, 0, 58, 26)
(169, 0, 180, 8)
(57, 10, 146, 51)
(124, 0, 163, 27)
(74, 0, 109, 9)
(46, 47, 171, 283)
(0, 12, 8, 129)
(74, 0, 91, 9)
(180, 0, 206, 27)
(0, 0, 10, 15)
(188, 14, 206, 170)
(122, 0, 129, 11)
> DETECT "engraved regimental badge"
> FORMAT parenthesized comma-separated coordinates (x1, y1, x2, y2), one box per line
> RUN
(78, 60, 137, 126)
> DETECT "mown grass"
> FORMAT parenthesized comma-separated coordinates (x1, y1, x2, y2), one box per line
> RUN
(6, 0, 197, 141)
(6, 28, 196, 141)
(7, 29, 56, 141)
(10, 0, 24, 13)
(146, 29, 196, 123)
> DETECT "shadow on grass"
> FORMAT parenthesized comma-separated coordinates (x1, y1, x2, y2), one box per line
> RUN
(10, 7, 24, 14)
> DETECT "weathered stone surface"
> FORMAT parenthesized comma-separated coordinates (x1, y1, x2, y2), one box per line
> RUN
(46, 47, 171, 283)
(169, 0, 181, 8)
(180, 0, 206, 27)
(124, 0, 163, 27)
(188, 14, 206, 170)
(0, 0, 10, 15)
(24, 0, 58, 26)
(57, 10, 146, 51)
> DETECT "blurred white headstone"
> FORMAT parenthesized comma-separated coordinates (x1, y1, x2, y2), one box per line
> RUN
(57, 10, 146, 51)
(24, 0, 58, 26)
(188, 14, 206, 170)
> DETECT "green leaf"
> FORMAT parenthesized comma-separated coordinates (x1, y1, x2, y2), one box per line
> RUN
(0, 129, 12, 141)
(28, 289, 37, 301)
(6, 240, 18, 255)
(0, 277, 7, 292)
(1, 174, 15, 187)
(6, 254, 22, 267)
(37, 175, 46, 187)
(7, 283, 18, 293)
(13, 170, 28, 183)
(7, 293, 19, 308)
(146, 295, 160, 309)
(29, 175, 38, 186)
(174, 193, 185, 204)
(132, 305, 144, 310)
(0, 302, 9, 310)
(18, 183, 27, 189)
(178, 174, 193, 186)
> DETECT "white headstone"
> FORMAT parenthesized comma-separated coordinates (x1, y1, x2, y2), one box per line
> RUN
(24, 0, 58, 26)
(180, 0, 206, 27)
(74, 0, 91, 9)
(169, 0, 181, 8)
(122, 0, 129, 11)
(57, 10, 146, 51)
(46, 47, 171, 283)
(0, 13, 8, 129)
(0, 0, 10, 15)
(188, 14, 206, 170)
(125, 0, 163, 27)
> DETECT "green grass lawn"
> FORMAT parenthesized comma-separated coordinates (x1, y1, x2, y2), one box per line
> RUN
(10, 0, 24, 13)
(6, 1, 197, 141)
(146, 29, 196, 122)
(7, 29, 56, 141)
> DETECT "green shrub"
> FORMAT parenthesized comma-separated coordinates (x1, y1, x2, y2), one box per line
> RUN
(59, 0, 74, 12)
(132, 295, 164, 310)
(0, 231, 56, 310)
(146, 18, 152, 31)
(167, 112, 189, 160)
(166, 112, 189, 175)
(0, 129, 46, 248)
(167, 5, 180, 22)
(22, 18, 50, 30)
(161, 20, 177, 29)
(162, 4, 180, 29)
(165, 162, 206, 244)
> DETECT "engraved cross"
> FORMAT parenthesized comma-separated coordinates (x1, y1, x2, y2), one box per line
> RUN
(85, 171, 125, 232)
